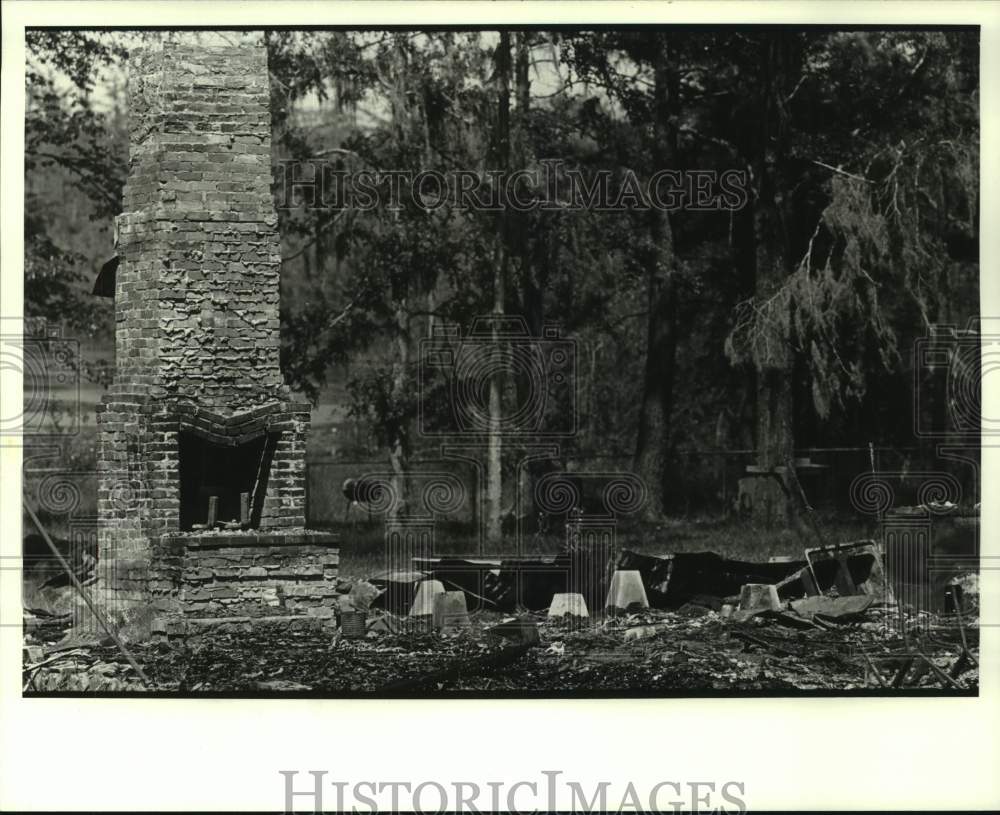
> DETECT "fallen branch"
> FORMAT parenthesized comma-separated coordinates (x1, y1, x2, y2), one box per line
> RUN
(730, 629, 798, 659)
(22, 496, 153, 689)
(860, 650, 887, 688)
(914, 646, 964, 691)
(22, 649, 95, 691)
(378, 640, 536, 692)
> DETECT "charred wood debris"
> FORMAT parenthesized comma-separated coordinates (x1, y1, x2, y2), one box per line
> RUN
(23, 505, 979, 694)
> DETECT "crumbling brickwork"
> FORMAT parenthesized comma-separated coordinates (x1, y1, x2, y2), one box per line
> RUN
(174, 534, 341, 617)
(114, 36, 282, 399)
(97, 33, 336, 624)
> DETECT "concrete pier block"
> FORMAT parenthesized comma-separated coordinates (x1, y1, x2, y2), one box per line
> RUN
(738, 583, 781, 613)
(408, 579, 446, 618)
(605, 570, 649, 615)
(432, 590, 471, 633)
(548, 592, 590, 619)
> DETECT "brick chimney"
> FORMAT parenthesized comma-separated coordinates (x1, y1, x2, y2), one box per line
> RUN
(96, 33, 337, 624)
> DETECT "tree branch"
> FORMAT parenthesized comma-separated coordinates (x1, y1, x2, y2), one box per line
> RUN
(811, 159, 872, 185)
(283, 209, 349, 263)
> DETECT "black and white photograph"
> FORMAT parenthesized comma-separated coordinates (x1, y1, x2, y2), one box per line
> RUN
(4, 2, 1000, 812)
(11, 17, 988, 700)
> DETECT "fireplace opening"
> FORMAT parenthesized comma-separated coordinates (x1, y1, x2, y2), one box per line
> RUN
(178, 430, 276, 530)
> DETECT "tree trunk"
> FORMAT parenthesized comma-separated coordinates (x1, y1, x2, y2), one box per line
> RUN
(633, 35, 678, 521)
(386, 37, 413, 521)
(511, 32, 547, 523)
(486, 31, 513, 545)
(751, 32, 796, 524)
(753, 217, 793, 474)
(388, 302, 411, 520)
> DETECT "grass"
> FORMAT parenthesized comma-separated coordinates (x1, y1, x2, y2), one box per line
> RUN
(24, 492, 873, 583)
(321, 513, 876, 580)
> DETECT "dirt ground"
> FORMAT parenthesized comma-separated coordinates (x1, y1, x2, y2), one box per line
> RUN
(23, 602, 978, 696)
(22, 515, 977, 696)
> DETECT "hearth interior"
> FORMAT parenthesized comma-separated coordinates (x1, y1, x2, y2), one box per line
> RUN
(178, 431, 275, 530)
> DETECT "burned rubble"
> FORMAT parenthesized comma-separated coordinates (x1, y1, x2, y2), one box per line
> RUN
(25, 501, 980, 694)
